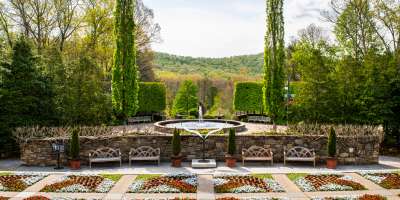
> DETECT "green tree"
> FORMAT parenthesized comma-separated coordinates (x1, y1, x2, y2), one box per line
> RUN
(172, 80, 198, 116)
(263, 0, 285, 127)
(0, 38, 55, 148)
(65, 55, 111, 125)
(112, 0, 139, 120)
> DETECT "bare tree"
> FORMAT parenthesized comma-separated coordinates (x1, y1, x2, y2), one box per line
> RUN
(0, 2, 13, 47)
(298, 24, 329, 48)
(53, 0, 82, 51)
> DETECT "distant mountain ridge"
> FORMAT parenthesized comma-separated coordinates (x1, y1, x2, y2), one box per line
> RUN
(154, 52, 264, 76)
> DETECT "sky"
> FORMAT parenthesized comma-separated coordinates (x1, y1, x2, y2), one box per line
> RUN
(142, 0, 333, 58)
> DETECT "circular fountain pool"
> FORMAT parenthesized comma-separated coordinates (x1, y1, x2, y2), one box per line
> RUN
(154, 119, 245, 133)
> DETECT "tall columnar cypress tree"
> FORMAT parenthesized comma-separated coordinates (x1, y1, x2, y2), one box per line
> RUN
(263, 0, 285, 126)
(112, 0, 139, 120)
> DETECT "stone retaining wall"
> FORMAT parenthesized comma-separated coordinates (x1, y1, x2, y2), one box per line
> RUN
(20, 134, 380, 166)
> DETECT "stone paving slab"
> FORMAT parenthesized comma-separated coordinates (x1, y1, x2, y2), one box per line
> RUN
(304, 190, 394, 198)
(215, 193, 294, 199)
(0, 192, 18, 198)
(197, 175, 215, 200)
(104, 175, 137, 200)
(272, 174, 302, 193)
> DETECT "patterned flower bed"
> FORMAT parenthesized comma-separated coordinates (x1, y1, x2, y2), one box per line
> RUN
(288, 173, 366, 192)
(360, 172, 400, 189)
(23, 197, 89, 200)
(0, 197, 9, 200)
(311, 194, 386, 200)
(213, 174, 284, 193)
(0, 172, 47, 192)
(129, 173, 197, 193)
(40, 174, 121, 193)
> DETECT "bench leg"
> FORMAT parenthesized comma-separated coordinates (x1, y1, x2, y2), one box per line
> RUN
(284, 159, 286, 166)
(271, 159, 273, 166)
(158, 159, 160, 166)
(314, 159, 316, 168)
(120, 159, 122, 167)
(242, 159, 244, 166)
(129, 159, 131, 167)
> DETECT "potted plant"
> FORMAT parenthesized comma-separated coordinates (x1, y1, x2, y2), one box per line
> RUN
(326, 127, 337, 169)
(171, 128, 183, 167)
(69, 128, 80, 170)
(225, 128, 237, 167)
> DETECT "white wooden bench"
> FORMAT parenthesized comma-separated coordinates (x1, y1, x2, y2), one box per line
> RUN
(242, 145, 273, 166)
(129, 146, 160, 166)
(248, 116, 271, 123)
(128, 116, 152, 124)
(88, 147, 122, 168)
(284, 146, 316, 167)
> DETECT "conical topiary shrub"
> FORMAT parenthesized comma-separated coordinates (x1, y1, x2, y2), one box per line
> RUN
(225, 128, 237, 167)
(227, 128, 236, 156)
(69, 127, 80, 169)
(327, 127, 337, 157)
(326, 127, 337, 169)
(172, 128, 181, 156)
(171, 128, 182, 167)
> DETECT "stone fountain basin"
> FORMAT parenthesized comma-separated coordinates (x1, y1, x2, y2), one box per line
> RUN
(154, 119, 246, 134)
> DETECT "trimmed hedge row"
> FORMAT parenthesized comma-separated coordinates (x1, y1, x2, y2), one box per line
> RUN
(233, 82, 264, 113)
(138, 82, 166, 113)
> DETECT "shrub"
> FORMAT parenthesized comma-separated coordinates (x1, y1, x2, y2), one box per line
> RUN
(172, 129, 181, 156)
(138, 82, 166, 113)
(172, 80, 198, 116)
(227, 128, 236, 155)
(327, 127, 336, 157)
(233, 82, 263, 113)
(69, 128, 80, 160)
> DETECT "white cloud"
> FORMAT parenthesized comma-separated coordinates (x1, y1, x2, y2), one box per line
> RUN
(143, 0, 333, 57)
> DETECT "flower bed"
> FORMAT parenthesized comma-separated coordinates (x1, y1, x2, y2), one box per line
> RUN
(40, 174, 121, 193)
(216, 198, 287, 200)
(311, 194, 386, 200)
(288, 173, 366, 192)
(128, 173, 197, 193)
(23, 197, 91, 200)
(213, 174, 284, 193)
(0, 172, 47, 192)
(0, 197, 9, 200)
(360, 172, 400, 189)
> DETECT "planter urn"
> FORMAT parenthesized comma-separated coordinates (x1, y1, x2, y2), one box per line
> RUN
(326, 157, 337, 169)
(69, 160, 81, 170)
(171, 155, 183, 167)
(225, 155, 236, 167)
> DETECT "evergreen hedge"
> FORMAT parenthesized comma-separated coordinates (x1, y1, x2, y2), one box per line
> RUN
(138, 82, 166, 113)
(233, 82, 264, 113)
(172, 129, 181, 156)
(227, 128, 236, 155)
(327, 127, 337, 157)
(70, 128, 80, 160)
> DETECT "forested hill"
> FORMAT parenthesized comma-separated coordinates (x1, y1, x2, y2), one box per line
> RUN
(154, 52, 264, 76)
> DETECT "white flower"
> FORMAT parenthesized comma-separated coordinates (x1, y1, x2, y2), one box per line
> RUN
(229, 185, 265, 193)
(58, 184, 90, 193)
(0, 182, 7, 191)
(182, 177, 197, 186)
(295, 177, 316, 192)
(264, 178, 285, 192)
(318, 183, 353, 191)
(363, 174, 385, 184)
(129, 180, 144, 193)
(21, 175, 47, 186)
(213, 178, 228, 186)
(340, 175, 354, 181)
(145, 184, 181, 193)
(95, 179, 114, 193)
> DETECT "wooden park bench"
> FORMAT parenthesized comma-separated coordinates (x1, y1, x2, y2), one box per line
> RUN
(128, 116, 152, 124)
(284, 146, 316, 167)
(248, 115, 271, 123)
(242, 145, 273, 166)
(89, 147, 122, 168)
(129, 146, 160, 166)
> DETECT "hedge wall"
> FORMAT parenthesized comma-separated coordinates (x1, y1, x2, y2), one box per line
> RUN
(138, 82, 166, 113)
(234, 82, 264, 113)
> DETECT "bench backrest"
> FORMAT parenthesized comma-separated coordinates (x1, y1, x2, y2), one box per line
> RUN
(90, 147, 120, 158)
(285, 146, 314, 158)
(242, 145, 272, 157)
(130, 146, 160, 157)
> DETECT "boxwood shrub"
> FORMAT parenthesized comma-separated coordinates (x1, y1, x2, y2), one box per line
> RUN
(234, 82, 264, 113)
(138, 82, 166, 113)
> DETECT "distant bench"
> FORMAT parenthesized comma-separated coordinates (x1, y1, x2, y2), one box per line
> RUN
(128, 116, 152, 124)
(248, 116, 271, 123)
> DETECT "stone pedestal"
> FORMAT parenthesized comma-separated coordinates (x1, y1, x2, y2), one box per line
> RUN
(192, 159, 217, 168)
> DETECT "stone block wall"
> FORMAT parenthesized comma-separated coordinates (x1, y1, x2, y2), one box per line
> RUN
(20, 134, 380, 166)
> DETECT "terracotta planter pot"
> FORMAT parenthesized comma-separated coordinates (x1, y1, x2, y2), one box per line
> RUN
(171, 156, 183, 167)
(69, 160, 80, 170)
(225, 156, 236, 167)
(326, 157, 337, 169)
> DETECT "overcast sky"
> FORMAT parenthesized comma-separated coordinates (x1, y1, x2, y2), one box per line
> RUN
(142, 0, 333, 58)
